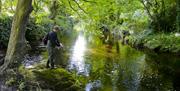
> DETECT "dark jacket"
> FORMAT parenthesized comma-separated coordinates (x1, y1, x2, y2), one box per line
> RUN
(44, 31, 60, 47)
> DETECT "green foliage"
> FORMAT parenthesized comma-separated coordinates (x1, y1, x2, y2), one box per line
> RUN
(65, 0, 149, 38)
(0, 15, 51, 48)
(177, 0, 180, 32)
(129, 32, 180, 53)
(25, 18, 51, 42)
(1, 0, 18, 15)
(18, 63, 85, 91)
(0, 15, 12, 48)
(5, 77, 16, 86)
(142, 0, 177, 32)
(143, 33, 180, 52)
(0, 0, 2, 12)
(152, 5, 176, 32)
(34, 68, 82, 91)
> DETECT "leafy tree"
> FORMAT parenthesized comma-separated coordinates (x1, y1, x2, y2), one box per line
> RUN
(0, 16, 12, 48)
(141, 0, 176, 32)
(177, 0, 180, 32)
(0, 0, 33, 73)
(1, 0, 18, 15)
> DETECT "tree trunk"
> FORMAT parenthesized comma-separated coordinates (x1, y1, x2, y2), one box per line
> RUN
(177, 0, 180, 32)
(0, 0, 33, 74)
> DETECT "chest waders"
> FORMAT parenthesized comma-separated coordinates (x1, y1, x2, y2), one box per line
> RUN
(46, 41, 56, 68)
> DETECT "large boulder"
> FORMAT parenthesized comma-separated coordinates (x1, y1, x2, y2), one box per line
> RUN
(33, 68, 82, 91)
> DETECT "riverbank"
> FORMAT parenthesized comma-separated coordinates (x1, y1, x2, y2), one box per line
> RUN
(0, 55, 84, 91)
(0, 44, 84, 91)
(127, 32, 180, 54)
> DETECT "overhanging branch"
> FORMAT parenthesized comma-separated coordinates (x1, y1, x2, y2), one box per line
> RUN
(140, 0, 154, 20)
(72, 0, 88, 15)
(68, 0, 81, 17)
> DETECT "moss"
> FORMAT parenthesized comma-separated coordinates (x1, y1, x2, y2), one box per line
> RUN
(18, 62, 83, 90)
(33, 68, 82, 91)
(18, 64, 84, 90)
(18, 65, 35, 80)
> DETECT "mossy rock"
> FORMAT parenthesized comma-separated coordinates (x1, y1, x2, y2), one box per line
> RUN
(33, 68, 81, 91)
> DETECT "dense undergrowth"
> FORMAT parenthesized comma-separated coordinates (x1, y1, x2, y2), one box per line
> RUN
(0, 15, 12, 48)
(128, 31, 180, 53)
(0, 15, 51, 49)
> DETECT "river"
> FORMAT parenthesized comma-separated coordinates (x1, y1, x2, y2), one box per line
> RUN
(0, 23, 179, 91)
(61, 31, 180, 91)
(18, 23, 180, 91)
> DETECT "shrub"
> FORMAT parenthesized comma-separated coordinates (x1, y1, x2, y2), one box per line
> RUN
(0, 16, 51, 48)
(129, 32, 180, 53)
(25, 18, 51, 42)
(0, 16, 12, 48)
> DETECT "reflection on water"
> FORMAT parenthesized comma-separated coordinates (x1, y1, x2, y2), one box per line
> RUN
(66, 32, 180, 91)
(68, 34, 89, 76)
(86, 80, 102, 91)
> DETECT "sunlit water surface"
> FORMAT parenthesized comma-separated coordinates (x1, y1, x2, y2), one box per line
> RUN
(68, 34, 89, 76)
(21, 22, 180, 91)
(67, 32, 180, 91)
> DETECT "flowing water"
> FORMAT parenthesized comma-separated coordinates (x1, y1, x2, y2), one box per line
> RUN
(65, 32, 180, 91)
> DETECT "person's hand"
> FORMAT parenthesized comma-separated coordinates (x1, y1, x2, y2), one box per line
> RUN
(60, 43, 64, 48)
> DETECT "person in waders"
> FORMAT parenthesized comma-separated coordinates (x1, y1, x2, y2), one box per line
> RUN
(43, 25, 63, 69)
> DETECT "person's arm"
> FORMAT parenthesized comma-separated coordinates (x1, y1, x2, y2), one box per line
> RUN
(54, 33, 61, 47)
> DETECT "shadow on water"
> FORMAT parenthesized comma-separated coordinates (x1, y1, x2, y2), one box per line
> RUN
(139, 52, 180, 91)
(65, 32, 180, 91)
